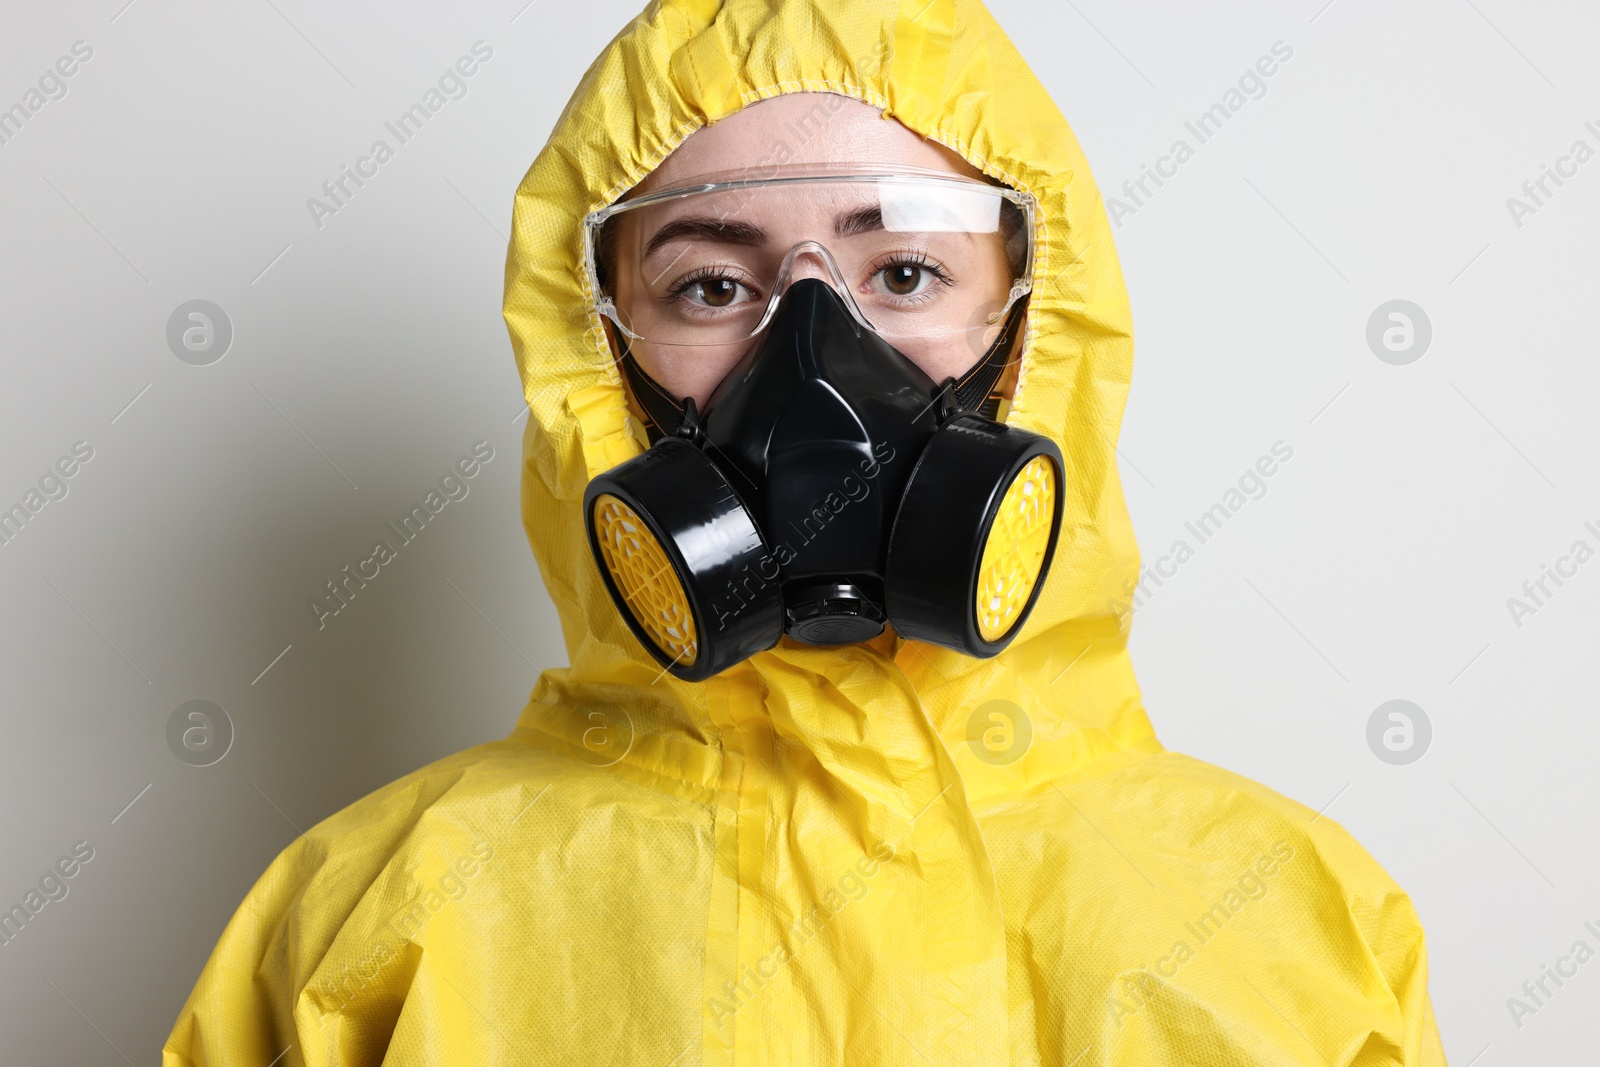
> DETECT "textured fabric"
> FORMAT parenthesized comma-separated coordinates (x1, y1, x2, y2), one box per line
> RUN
(163, 1, 1448, 1064)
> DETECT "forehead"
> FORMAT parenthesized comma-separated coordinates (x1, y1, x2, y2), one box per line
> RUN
(628, 188, 894, 261)
(632, 92, 985, 196)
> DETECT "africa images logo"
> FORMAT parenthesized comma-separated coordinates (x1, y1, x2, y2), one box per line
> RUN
(305, 41, 494, 229)
(707, 441, 895, 633)
(308, 441, 494, 629)
(1108, 841, 1296, 1027)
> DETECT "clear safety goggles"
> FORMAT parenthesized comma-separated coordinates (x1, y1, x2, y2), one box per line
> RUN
(584, 167, 1036, 347)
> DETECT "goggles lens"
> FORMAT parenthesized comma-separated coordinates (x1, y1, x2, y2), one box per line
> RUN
(589, 175, 1033, 347)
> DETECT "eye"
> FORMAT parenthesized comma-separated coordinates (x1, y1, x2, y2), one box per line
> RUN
(868, 256, 952, 299)
(669, 271, 758, 310)
(880, 264, 927, 296)
(692, 277, 746, 307)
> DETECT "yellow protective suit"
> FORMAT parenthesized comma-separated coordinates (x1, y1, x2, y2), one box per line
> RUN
(164, 0, 1449, 1063)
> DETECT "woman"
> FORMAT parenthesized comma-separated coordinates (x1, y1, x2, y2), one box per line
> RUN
(164, 1, 1447, 1063)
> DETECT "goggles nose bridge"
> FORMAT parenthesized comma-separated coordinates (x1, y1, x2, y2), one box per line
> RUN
(751, 240, 878, 338)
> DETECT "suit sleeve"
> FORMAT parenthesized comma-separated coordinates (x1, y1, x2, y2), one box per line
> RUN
(162, 838, 326, 1067)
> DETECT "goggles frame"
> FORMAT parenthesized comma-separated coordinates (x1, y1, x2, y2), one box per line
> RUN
(583, 169, 1037, 347)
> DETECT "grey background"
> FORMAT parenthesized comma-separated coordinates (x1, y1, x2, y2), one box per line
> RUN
(1, 0, 1594, 1061)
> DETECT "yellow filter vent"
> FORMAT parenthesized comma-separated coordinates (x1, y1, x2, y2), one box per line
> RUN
(974, 456, 1057, 642)
(591, 493, 698, 667)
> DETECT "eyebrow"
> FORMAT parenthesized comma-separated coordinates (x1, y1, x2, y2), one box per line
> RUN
(640, 205, 891, 259)
(643, 217, 767, 259)
(833, 205, 884, 238)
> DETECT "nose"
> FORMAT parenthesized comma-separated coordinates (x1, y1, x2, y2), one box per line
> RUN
(785, 251, 835, 285)
(773, 241, 848, 292)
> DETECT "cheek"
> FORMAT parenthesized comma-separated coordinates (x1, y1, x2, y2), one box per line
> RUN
(636, 341, 751, 409)
(899, 328, 1003, 385)
(634, 325, 1005, 408)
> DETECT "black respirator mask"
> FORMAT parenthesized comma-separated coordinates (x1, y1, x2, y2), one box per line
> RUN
(580, 170, 1064, 681)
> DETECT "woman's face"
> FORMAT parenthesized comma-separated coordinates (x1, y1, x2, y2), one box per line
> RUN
(601, 93, 1023, 412)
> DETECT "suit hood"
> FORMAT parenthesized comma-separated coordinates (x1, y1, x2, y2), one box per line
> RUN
(502, 0, 1159, 801)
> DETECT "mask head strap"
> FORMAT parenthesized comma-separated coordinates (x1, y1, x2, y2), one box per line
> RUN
(949, 294, 1030, 419)
(616, 339, 691, 445)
